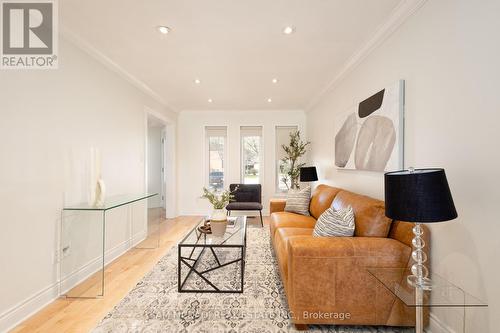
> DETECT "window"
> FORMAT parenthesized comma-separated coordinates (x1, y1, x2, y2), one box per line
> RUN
(240, 126, 262, 184)
(206, 126, 227, 191)
(276, 126, 298, 192)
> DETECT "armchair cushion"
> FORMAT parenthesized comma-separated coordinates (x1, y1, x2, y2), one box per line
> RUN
(226, 202, 263, 211)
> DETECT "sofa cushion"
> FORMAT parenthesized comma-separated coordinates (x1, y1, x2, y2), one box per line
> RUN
(331, 190, 392, 237)
(285, 186, 311, 216)
(309, 185, 342, 219)
(313, 206, 355, 237)
(270, 212, 317, 241)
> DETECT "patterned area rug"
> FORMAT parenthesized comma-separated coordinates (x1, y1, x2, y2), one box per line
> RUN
(93, 226, 413, 333)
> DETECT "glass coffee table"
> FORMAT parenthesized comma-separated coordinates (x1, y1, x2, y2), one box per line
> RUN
(178, 216, 247, 293)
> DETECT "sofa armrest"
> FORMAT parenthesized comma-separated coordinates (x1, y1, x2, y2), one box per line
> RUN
(285, 236, 412, 324)
(270, 198, 287, 214)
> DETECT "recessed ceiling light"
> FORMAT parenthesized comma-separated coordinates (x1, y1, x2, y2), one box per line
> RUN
(272, 78, 278, 84)
(157, 26, 170, 34)
(283, 26, 295, 35)
(194, 79, 201, 84)
(208, 98, 213, 103)
(267, 98, 273, 103)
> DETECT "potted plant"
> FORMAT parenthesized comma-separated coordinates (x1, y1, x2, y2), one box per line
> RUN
(201, 187, 236, 236)
(279, 130, 310, 190)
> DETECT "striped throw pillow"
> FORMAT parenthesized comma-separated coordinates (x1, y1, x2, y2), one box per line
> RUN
(284, 186, 311, 216)
(313, 206, 355, 237)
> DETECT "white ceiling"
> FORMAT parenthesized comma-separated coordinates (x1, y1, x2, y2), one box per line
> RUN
(61, 0, 402, 111)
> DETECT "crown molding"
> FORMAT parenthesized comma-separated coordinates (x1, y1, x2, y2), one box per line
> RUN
(305, 0, 427, 111)
(60, 26, 178, 112)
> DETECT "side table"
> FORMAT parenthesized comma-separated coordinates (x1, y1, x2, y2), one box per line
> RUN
(367, 268, 487, 333)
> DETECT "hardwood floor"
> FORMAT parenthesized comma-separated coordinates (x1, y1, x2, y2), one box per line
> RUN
(11, 215, 268, 333)
(11, 216, 202, 333)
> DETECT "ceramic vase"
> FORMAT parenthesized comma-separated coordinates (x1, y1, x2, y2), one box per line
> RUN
(95, 179, 106, 207)
(89, 147, 106, 207)
(210, 208, 227, 236)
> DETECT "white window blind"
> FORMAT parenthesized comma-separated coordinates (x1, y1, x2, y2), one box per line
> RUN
(205, 126, 227, 138)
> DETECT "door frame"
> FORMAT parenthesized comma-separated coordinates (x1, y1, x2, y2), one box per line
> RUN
(144, 107, 176, 218)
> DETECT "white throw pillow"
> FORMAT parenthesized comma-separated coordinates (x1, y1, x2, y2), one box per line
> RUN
(313, 206, 355, 237)
(284, 186, 311, 216)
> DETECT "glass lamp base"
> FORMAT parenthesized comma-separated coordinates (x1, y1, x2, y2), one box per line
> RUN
(407, 275, 433, 290)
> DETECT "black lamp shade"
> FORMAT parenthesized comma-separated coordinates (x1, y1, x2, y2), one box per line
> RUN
(300, 167, 318, 182)
(385, 168, 458, 223)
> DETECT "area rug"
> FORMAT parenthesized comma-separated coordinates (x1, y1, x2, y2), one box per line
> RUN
(93, 226, 413, 333)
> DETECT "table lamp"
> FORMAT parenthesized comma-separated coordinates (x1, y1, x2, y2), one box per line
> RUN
(300, 166, 318, 182)
(384, 167, 457, 290)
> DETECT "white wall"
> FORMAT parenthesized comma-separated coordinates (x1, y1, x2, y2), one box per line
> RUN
(177, 110, 306, 215)
(306, 0, 499, 331)
(147, 126, 163, 208)
(0, 38, 176, 331)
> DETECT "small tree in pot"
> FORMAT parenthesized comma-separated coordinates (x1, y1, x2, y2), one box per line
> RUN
(279, 130, 310, 190)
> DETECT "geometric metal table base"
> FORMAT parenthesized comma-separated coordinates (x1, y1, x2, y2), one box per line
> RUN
(178, 246, 245, 293)
(178, 216, 247, 293)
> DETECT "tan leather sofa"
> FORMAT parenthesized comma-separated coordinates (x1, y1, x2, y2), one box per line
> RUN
(270, 185, 429, 329)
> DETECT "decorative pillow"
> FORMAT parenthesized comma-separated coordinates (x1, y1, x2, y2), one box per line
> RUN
(313, 206, 355, 237)
(284, 186, 311, 216)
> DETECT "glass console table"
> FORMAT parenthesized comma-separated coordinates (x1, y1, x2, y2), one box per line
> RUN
(367, 268, 487, 333)
(60, 193, 160, 298)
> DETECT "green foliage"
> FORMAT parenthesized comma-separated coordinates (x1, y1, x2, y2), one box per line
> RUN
(280, 130, 310, 190)
(201, 187, 237, 209)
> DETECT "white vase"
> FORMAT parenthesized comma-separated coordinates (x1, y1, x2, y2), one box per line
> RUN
(94, 179, 106, 207)
(89, 147, 106, 207)
(211, 208, 227, 236)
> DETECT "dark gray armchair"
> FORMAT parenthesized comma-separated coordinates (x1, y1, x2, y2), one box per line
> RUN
(226, 184, 263, 227)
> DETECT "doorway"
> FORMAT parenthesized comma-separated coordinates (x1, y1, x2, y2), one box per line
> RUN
(147, 115, 167, 218)
(145, 108, 176, 219)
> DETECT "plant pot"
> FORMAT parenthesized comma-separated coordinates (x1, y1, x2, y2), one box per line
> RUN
(210, 220, 228, 237)
(210, 209, 227, 236)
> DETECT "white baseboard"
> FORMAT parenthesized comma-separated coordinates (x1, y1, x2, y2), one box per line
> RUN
(0, 283, 59, 333)
(0, 230, 147, 333)
(426, 312, 456, 333)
